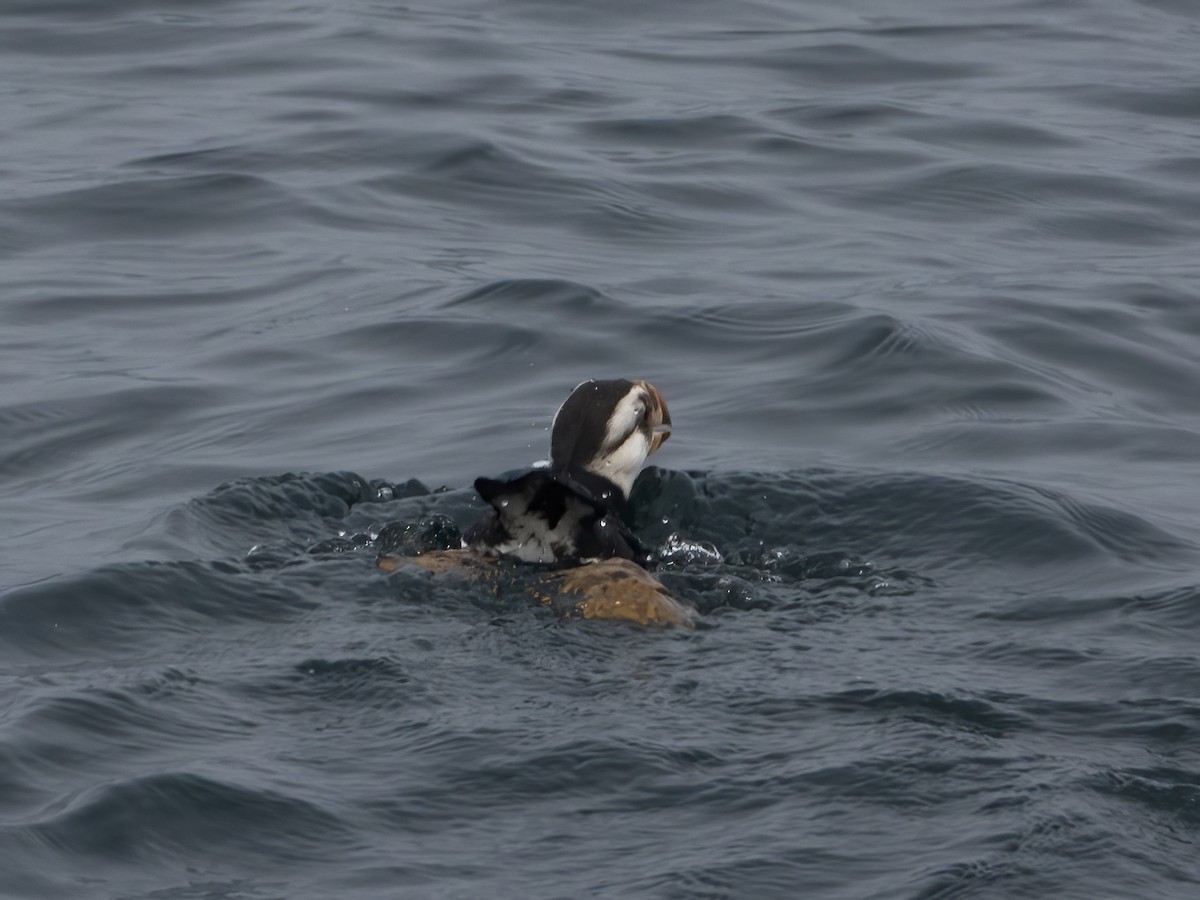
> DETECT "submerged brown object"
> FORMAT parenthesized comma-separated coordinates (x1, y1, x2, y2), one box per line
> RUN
(377, 550, 695, 628)
(538, 558, 695, 627)
(377, 549, 493, 577)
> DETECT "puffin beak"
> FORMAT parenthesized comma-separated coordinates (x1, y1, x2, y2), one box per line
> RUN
(639, 381, 672, 455)
(650, 421, 672, 455)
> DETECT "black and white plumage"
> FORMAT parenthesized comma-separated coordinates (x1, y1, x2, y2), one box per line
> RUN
(463, 379, 671, 567)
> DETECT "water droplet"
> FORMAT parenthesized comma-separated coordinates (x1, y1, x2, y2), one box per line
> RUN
(499, 499, 509, 508)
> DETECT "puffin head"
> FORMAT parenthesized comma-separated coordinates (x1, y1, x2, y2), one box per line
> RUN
(549, 379, 671, 499)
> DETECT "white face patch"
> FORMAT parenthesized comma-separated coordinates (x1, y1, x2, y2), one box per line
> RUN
(584, 388, 654, 496)
(585, 431, 651, 497)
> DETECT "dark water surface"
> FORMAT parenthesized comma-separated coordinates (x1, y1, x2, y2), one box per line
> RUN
(4, 0, 1200, 897)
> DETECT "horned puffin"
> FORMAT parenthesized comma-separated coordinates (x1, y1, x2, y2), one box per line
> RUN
(463, 378, 671, 567)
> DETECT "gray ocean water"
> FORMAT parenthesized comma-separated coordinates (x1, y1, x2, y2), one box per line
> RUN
(3, 0, 1200, 897)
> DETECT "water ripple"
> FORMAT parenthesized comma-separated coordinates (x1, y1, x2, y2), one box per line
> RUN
(5, 0, 1200, 896)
